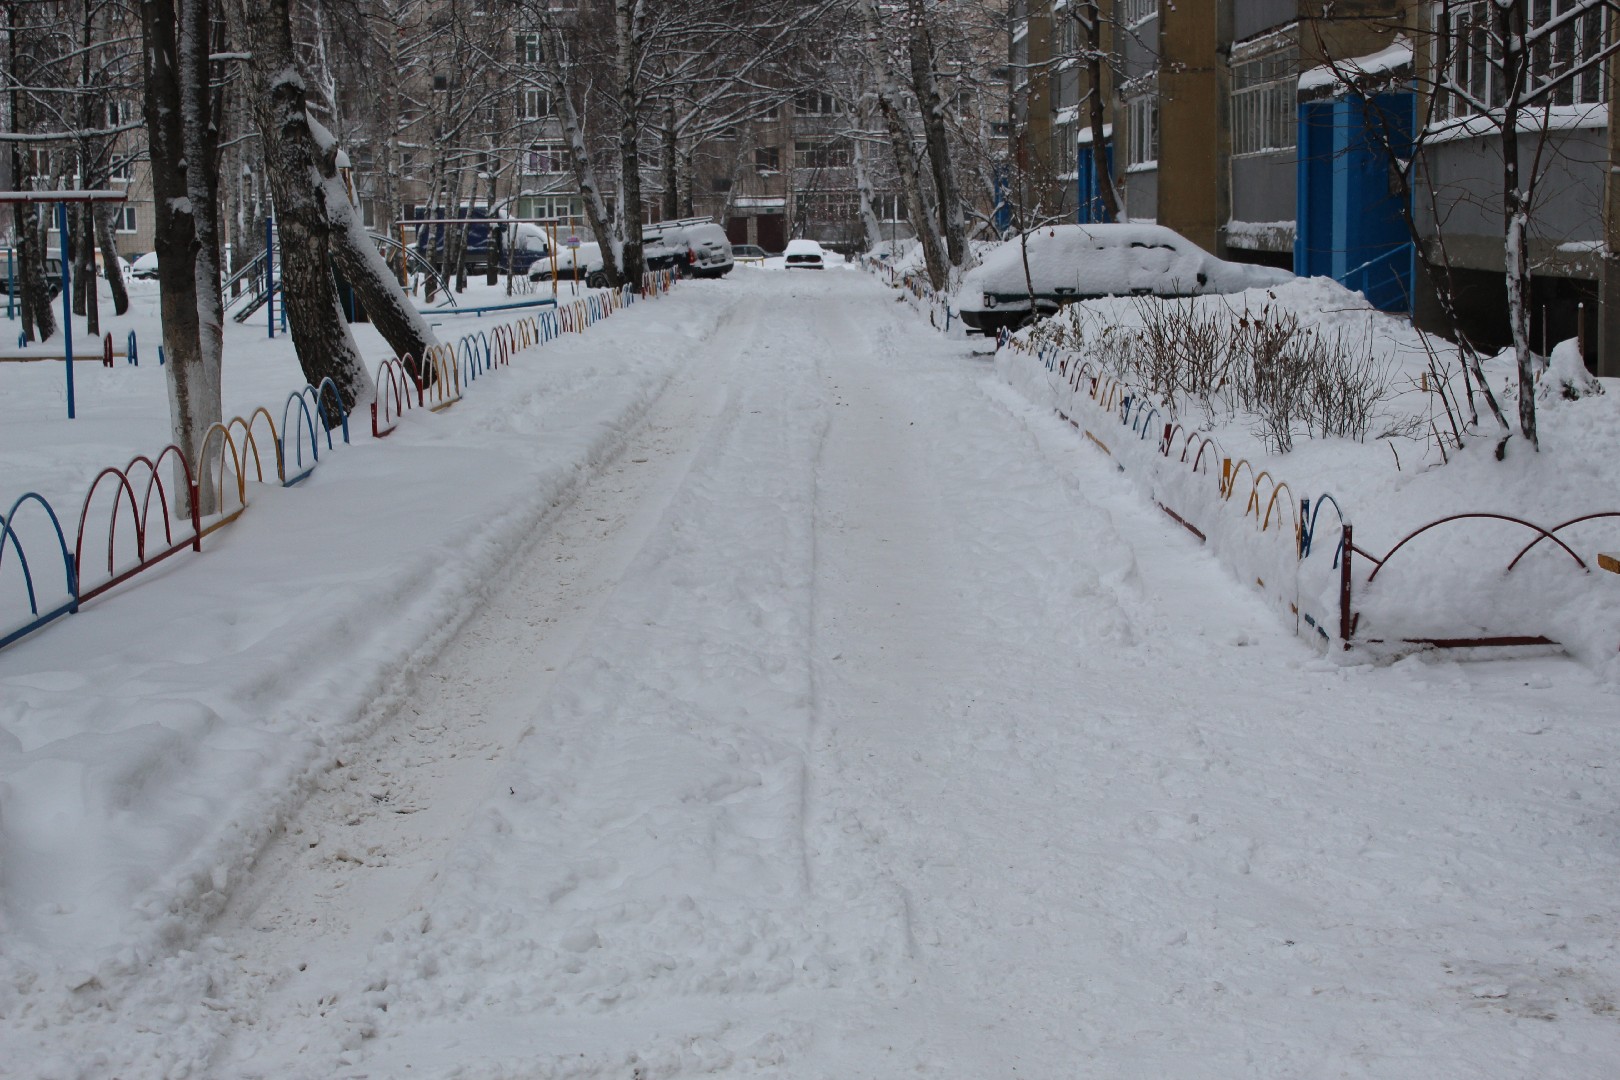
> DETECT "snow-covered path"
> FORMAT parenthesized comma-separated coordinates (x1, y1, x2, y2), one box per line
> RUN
(6, 272, 1620, 1078)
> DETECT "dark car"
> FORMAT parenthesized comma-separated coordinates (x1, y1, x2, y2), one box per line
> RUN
(0, 256, 63, 298)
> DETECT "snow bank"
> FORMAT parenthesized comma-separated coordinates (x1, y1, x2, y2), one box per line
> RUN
(990, 278, 1620, 677)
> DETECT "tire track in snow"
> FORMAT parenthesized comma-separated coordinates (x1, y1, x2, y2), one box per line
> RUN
(194, 290, 768, 1077)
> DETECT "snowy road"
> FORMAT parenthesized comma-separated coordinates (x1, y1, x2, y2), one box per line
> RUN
(8, 271, 1620, 1078)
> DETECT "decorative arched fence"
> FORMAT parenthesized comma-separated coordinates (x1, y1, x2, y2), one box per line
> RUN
(998, 334, 1620, 656)
(2, 275, 677, 653)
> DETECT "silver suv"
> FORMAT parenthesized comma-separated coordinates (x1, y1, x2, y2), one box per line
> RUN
(644, 218, 734, 279)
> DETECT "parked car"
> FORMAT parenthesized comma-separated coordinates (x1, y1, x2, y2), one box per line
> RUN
(413, 207, 514, 274)
(528, 239, 678, 288)
(731, 243, 768, 264)
(784, 238, 826, 269)
(954, 224, 1294, 335)
(502, 223, 550, 275)
(0, 256, 63, 298)
(645, 218, 734, 278)
(130, 251, 160, 280)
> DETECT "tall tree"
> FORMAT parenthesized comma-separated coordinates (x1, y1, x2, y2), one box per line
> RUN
(141, 0, 222, 510)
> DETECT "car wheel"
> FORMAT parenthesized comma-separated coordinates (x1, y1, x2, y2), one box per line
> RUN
(586, 271, 607, 288)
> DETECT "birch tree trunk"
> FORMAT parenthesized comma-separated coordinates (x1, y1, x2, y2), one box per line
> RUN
(857, 0, 947, 290)
(615, 0, 647, 285)
(227, 0, 372, 420)
(852, 135, 886, 251)
(1497, 0, 1538, 450)
(557, 76, 622, 286)
(142, 0, 221, 512)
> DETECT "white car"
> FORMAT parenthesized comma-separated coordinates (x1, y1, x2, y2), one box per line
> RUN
(955, 223, 1294, 334)
(130, 251, 160, 280)
(784, 238, 826, 269)
(529, 241, 606, 287)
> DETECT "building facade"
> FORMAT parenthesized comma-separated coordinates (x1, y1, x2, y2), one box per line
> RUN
(1014, 0, 1619, 375)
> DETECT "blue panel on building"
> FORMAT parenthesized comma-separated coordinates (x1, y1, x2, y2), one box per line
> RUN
(1296, 92, 1415, 314)
(1077, 143, 1115, 224)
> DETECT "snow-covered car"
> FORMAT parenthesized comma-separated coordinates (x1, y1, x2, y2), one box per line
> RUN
(526, 240, 678, 288)
(130, 251, 160, 280)
(955, 224, 1294, 335)
(784, 238, 826, 269)
(647, 220, 734, 278)
(530, 241, 607, 287)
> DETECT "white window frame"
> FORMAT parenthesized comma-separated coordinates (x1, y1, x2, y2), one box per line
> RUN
(1433, 0, 1609, 122)
(522, 88, 553, 120)
(517, 32, 542, 65)
(525, 140, 566, 174)
(1121, 0, 1157, 29)
(113, 205, 137, 234)
(1126, 93, 1158, 170)
(1230, 46, 1298, 156)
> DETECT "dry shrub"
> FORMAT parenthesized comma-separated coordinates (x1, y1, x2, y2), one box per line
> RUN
(1030, 297, 1396, 453)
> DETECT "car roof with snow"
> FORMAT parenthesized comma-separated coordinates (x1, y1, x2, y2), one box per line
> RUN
(784, 239, 823, 255)
(962, 223, 1289, 301)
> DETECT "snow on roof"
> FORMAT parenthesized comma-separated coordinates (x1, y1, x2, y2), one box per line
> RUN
(1299, 37, 1412, 94)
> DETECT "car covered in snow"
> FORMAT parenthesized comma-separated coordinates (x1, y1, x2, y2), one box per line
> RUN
(784, 238, 826, 269)
(645, 219, 734, 278)
(130, 251, 160, 280)
(527, 239, 680, 288)
(955, 224, 1294, 334)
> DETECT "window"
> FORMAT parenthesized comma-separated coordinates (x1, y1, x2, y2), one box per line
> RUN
(525, 141, 566, 174)
(1052, 119, 1078, 175)
(795, 89, 839, 116)
(1230, 46, 1297, 155)
(523, 89, 554, 119)
(716, 125, 739, 141)
(113, 205, 137, 234)
(104, 98, 133, 127)
(712, 176, 733, 193)
(433, 74, 449, 92)
(517, 32, 542, 65)
(1435, 0, 1609, 121)
(1126, 93, 1158, 169)
(872, 192, 903, 220)
(1056, 14, 1079, 56)
(108, 157, 133, 183)
(755, 145, 780, 172)
(795, 140, 851, 169)
(800, 190, 861, 221)
(1121, 0, 1157, 27)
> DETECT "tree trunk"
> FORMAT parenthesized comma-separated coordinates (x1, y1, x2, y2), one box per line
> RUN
(1079, 3, 1120, 222)
(907, 0, 964, 266)
(78, 204, 100, 334)
(1497, 0, 1537, 450)
(852, 135, 886, 251)
(226, 0, 371, 420)
(558, 81, 622, 286)
(614, 0, 646, 285)
(858, 0, 947, 290)
(95, 205, 130, 314)
(142, 0, 221, 512)
(661, 104, 679, 220)
(16, 205, 56, 343)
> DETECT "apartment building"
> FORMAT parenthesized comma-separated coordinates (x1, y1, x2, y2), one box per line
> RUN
(1014, 0, 1619, 375)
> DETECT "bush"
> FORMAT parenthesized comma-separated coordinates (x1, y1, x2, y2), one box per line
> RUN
(1030, 297, 1396, 453)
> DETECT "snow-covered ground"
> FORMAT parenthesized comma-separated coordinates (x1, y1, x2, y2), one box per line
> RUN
(3, 270, 1619, 1077)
